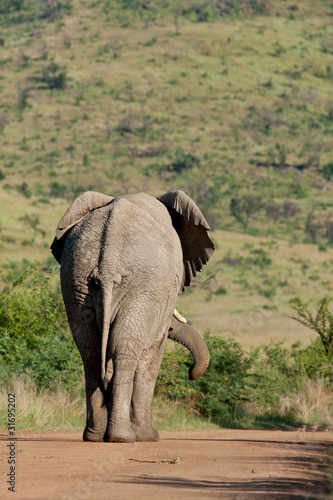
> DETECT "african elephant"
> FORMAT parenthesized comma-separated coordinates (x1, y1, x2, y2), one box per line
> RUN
(51, 190, 214, 443)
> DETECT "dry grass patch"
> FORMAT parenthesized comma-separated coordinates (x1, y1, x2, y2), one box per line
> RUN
(280, 379, 333, 427)
(0, 375, 85, 430)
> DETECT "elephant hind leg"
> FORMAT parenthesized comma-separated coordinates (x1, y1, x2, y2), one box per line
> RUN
(130, 334, 167, 442)
(83, 373, 108, 442)
(81, 346, 108, 442)
(104, 354, 137, 443)
(69, 318, 108, 442)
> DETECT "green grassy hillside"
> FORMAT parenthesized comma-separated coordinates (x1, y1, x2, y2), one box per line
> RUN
(1, 0, 333, 346)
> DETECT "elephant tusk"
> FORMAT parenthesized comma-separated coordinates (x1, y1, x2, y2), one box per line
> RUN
(173, 308, 187, 324)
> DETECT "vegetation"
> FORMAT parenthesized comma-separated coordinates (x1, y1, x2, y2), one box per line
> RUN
(0, 263, 83, 395)
(1, 1, 333, 261)
(0, 0, 332, 441)
(156, 332, 332, 429)
(230, 195, 263, 230)
(291, 297, 333, 355)
(0, 265, 331, 431)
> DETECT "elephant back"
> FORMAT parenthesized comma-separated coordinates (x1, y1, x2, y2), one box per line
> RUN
(51, 191, 114, 263)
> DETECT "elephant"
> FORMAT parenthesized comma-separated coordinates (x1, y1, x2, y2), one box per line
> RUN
(51, 190, 214, 443)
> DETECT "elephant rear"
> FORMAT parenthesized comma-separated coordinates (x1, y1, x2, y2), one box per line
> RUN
(61, 194, 184, 378)
(51, 190, 214, 443)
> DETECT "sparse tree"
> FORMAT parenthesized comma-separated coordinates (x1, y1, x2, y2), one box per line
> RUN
(39, 0, 72, 19)
(20, 214, 46, 237)
(0, 114, 8, 134)
(325, 215, 333, 244)
(42, 63, 67, 90)
(230, 195, 262, 229)
(305, 210, 321, 243)
(291, 297, 333, 355)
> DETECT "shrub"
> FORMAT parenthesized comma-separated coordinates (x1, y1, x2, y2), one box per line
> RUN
(248, 247, 272, 268)
(156, 332, 252, 427)
(39, 0, 72, 20)
(275, 142, 287, 167)
(323, 162, 333, 180)
(0, 0, 25, 14)
(325, 217, 333, 244)
(182, 0, 269, 22)
(0, 113, 8, 134)
(42, 63, 67, 90)
(83, 153, 89, 167)
(290, 297, 333, 355)
(18, 87, 30, 111)
(282, 200, 300, 218)
(265, 200, 300, 220)
(156, 329, 332, 428)
(145, 147, 200, 177)
(169, 147, 200, 174)
(17, 182, 32, 198)
(265, 202, 281, 219)
(0, 264, 83, 393)
(194, 334, 252, 426)
(305, 210, 322, 243)
(230, 195, 262, 229)
(48, 181, 69, 198)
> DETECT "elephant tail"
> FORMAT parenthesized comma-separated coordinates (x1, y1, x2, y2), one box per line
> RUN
(168, 318, 210, 380)
(100, 285, 113, 391)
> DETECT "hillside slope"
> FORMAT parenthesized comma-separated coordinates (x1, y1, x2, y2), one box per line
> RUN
(1, 0, 332, 345)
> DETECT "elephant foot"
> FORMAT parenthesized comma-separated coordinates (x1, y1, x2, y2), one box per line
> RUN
(104, 425, 136, 443)
(83, 427, 105, 442)
(132, 424, 160, 442)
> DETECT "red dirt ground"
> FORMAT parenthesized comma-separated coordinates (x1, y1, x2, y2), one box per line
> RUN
(1, 429, 332, 499)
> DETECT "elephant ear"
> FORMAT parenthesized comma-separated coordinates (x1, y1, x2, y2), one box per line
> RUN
(51, 191, 114, 263)
(157, 190, 215, 291)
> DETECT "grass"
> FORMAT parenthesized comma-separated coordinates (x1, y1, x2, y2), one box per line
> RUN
(1, 371, 331, 432)
(0, 375, 85, 431)
(0, 375, 218, 431)
(279, 379, 333, 427)
(153, 397, 219, 431)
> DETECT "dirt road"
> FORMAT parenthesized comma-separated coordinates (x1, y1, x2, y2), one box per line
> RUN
(1, 429, 332, 499)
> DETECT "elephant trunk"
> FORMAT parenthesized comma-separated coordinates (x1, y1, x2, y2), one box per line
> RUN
(168, 317, 209, 380)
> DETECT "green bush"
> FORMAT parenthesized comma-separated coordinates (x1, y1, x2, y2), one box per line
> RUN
(171, 147, 200, 173)
(42, 63, 67, 90)
(156, 331, 332, 428)
(157, 333, 252, 427)
(48, 181, 69, 198)
(0, 264, 83, 394)
(0, 0, 25, 14)
(17, 182, 32, 198)
(194, 334, 252, 426)
(323, 162, 333, 180)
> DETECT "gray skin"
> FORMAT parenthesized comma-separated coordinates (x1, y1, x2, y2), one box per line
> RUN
(51, 190, 214, 443)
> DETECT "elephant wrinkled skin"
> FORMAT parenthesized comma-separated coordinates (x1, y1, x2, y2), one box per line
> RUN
(51, 191, 214, 443)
